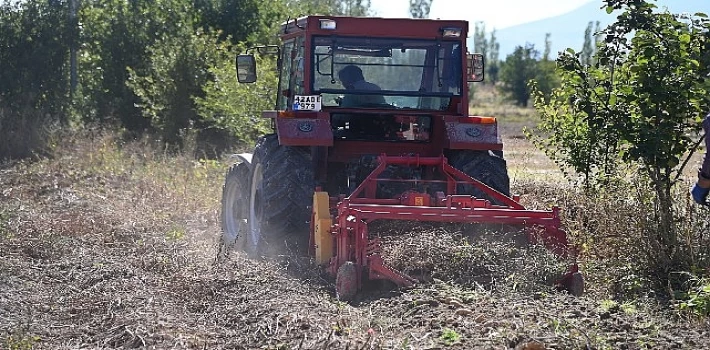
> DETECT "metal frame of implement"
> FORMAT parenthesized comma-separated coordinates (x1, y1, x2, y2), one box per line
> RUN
(311, 154, 579, 297)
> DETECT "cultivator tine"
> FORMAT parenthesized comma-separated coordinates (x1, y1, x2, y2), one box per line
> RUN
(369, 255, 417, 287)
(365, 238, 379, 256)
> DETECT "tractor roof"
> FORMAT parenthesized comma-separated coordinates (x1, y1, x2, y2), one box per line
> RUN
(279, 15, 469, 40)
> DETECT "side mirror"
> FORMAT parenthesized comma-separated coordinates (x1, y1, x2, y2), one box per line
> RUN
(236, 54, 257, 83)
(467, 53, 484, 82)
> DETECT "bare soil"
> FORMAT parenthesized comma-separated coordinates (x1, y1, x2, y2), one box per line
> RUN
(1, 135, 708, 349)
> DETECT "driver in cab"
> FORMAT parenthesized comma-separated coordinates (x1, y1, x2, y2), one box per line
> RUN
(337, 65, 386, 108)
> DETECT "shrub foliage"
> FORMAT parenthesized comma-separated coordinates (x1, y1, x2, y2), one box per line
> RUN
(528, 0, 710, 281)
(0, 0, 369, 158)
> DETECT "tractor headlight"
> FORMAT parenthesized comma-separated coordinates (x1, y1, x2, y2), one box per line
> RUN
(442, 27, 462, 37)
(320, 19, 337, 30)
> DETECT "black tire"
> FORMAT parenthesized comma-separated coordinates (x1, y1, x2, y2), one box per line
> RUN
(249, 134, 314, 256)
(448, 150, 511, 204)
(564, 272, 585, 297)
(219, 162, 250, 258)
(335, 261, 358, 302)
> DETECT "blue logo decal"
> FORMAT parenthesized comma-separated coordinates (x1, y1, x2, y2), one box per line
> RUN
(465, 127, 482, 138)
(298, 122, 314, 133)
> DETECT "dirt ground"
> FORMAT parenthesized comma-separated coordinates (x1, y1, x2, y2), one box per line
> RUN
(1, 133, 709, 350)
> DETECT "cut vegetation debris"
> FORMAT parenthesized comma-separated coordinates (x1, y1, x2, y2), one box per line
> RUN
(1, 132, 708, 349)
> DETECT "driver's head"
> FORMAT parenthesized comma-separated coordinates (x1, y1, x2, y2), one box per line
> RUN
(338, 65, 364, 89)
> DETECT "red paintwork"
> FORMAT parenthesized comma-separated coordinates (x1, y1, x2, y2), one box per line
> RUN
(276, 117, 333, 146)
(400, 191, 431, 206)
(317, 155, 579, 294)
(280, 16, 469, 43)
(271, 15, 505, 156)
(443, 116, 503, 150)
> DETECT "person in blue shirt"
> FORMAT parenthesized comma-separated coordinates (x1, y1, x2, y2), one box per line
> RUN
(691, 114, 710, 206)
(337, 65, 386, 108)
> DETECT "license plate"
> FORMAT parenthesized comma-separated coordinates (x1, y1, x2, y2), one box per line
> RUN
(293, 95, 322, 111)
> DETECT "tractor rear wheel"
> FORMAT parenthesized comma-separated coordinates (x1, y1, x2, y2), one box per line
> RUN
(448, 150, 510, 204)
(248, 134, 314, 257)
(219, 162, 250, 258)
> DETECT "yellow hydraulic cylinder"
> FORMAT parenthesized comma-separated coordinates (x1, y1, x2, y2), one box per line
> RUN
(313, 191, 333, 265)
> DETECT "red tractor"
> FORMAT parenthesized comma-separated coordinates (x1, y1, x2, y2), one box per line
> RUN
(220, 15, 583, 300)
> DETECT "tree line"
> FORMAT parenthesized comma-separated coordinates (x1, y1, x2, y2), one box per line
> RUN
(0, 0, 574, 158)
(0, 0, 385, 158)
(473, 20, 603, 107)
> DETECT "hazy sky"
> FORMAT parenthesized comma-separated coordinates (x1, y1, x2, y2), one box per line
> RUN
(370, 0, 596, 30)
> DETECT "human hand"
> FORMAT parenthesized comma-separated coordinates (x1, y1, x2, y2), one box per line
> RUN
(691, 183, 710, 206)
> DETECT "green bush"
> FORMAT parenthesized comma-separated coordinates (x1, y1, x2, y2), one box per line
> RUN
(127, 28, 279, 152)
(127, 29, 224, 148)
(679, 276, 710, 317)
(0, 108, 52, 161)
(0, 0, 69, 160)
(527, 0, 710, 281)
(195, 50, 277, 145)
(77, 0, 199, 132)
(0, 1, 71, 117)
(499, 43, 558, 107)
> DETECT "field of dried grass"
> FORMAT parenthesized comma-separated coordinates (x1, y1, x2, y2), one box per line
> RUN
(1, 100, 709, 349)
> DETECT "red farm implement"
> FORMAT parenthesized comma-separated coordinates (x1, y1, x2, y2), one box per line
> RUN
(311, 154, 582, 300)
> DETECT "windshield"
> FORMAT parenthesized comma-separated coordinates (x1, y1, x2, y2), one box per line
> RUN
(312, 36, 463, 110)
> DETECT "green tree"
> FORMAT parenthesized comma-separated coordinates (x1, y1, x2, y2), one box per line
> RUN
(409, 0, 432, 19)
(195, 51, 278, 144)
(126, 29, 223, 147)
(0, 0, 72, 159)
(194, 0, 262, 44)
(77, 0, 198, 131)
(487, 30, 501, 84)
(0, 0, 70, 117)
(499, 44, 539, 106)
(581, 21, 601, 66)
(473, 22, 488, 60)
(296, 0, 371, 16)
(529, 0, 710, 271)
(340, 0, 371, 16)
(535, 33, 559, 102)
(542, 33, 552, 61)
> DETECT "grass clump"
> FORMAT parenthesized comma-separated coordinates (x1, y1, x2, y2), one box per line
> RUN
(440, 328, 461, 346)
(514, 176, 710, 312)
(3, 334, 40, 350)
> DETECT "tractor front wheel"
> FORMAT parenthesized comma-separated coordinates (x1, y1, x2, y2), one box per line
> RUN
(219, 162, 251, 258)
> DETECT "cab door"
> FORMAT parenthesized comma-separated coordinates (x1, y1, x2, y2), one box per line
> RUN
(277, 36, 306, 111)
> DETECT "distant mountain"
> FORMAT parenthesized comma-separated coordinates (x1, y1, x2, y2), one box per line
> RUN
(477, 0, 710, 58)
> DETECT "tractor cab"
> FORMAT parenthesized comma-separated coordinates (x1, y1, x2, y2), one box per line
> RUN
(237, 16, 487, 146)
(238, 16, 484, 110)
